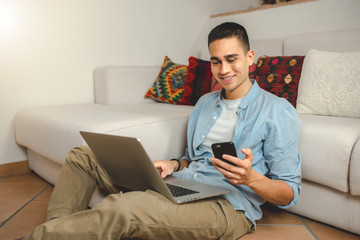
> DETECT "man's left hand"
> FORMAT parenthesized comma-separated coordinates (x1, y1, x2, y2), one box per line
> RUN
(211, 148, 255, 186)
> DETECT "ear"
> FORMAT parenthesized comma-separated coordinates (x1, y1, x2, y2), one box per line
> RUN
(247, 50, 255, 65)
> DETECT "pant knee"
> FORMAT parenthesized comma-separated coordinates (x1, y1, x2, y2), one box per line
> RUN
(66, 146, 96, 167)
(96, 191, 160, 220)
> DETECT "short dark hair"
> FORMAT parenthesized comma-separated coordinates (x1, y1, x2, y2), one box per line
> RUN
(208, 22, 250, 53)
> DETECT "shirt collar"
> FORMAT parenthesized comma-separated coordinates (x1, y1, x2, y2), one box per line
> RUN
(216, 79, 261, 110)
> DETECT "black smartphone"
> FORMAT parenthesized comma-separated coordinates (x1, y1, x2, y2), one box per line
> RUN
(211, 142, 238, 166)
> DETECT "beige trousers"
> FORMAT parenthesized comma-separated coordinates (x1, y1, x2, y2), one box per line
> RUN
(26, 146, 253, 240)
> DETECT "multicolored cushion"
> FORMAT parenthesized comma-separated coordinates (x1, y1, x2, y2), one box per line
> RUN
(211, 63, 257, 92)
(180, 57, 212, 106)
(249, 63, 257, 80)
(145, 56, 187, 104)
(254, 55, 305, 107)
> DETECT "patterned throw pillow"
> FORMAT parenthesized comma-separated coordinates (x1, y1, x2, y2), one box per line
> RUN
(296, 50, 360, 118)
(211, 63, 257, 92)
(254, 55, 305, 107)
(145, 56, 187, 104)
(180, 57, 213, 106)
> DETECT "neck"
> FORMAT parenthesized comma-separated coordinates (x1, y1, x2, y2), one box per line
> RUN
(224, 78, 253, 100)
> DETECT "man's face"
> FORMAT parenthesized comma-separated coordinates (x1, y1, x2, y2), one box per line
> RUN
(209, 37, 254, 99)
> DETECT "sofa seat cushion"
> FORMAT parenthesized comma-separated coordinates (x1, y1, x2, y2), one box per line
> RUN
(15, 103, 193, 165)
(298, 114, 360, 193)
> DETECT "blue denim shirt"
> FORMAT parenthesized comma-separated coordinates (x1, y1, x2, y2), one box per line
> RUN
(173, 80, 302, 226)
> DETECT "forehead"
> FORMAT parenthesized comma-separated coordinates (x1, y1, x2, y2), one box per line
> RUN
(209, 37, 245, 58)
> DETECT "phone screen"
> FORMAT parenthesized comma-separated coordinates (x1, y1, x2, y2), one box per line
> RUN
(211, 142, 237, 166)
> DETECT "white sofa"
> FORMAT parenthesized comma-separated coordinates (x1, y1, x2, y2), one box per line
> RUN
(15, 28, 360, 234)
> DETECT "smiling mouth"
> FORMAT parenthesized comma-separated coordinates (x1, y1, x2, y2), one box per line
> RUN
(220, 74, 236, 82)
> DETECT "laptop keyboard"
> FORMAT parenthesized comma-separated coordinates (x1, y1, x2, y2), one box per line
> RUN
(166, 183, 199, 197)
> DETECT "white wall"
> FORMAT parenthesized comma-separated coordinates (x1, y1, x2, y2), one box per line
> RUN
(196, 0, 360, 59)
(0, 0, 246, 165)
(2, 0, 359, 165)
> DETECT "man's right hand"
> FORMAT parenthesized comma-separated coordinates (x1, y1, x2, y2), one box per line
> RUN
(153, 160, 178, 178)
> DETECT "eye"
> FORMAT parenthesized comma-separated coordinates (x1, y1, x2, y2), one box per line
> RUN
(227, 58, 237, 63)
(211, 60, 220, 65)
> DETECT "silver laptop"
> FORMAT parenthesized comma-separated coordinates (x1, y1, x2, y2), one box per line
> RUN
(80, 131, 230, 204)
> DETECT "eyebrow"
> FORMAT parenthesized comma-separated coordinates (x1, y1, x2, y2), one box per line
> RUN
(210, 54, 239, 61)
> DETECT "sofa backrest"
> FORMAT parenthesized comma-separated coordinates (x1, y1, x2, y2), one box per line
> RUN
(283, 28, 360, 55)
(95, 28, 360, 106)
(94, 66, 160, 105)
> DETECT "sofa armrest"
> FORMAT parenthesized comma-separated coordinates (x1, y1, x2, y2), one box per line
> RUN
(94, 66, 160, 104)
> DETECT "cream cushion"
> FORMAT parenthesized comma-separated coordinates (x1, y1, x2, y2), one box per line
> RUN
(298, 114, 360, 193)
(296, 49, 360, 118)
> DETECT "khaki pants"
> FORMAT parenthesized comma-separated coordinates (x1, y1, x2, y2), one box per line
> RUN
(26, 146, 253, 240)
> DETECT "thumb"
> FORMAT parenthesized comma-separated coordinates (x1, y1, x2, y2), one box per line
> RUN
(241, 148, 252, 160)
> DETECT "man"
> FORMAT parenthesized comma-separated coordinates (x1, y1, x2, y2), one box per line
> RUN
(26, 22, 301, 239)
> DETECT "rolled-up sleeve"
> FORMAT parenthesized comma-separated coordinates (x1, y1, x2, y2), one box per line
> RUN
(263, 105, 302, 208)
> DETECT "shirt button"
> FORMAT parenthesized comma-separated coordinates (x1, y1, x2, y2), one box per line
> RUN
(201, 135, 205, 138)
(194, 174, 198, 177)
(213, 116, 217, 120)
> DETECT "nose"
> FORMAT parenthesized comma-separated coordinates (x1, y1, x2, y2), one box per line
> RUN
(220, 62, 230, 75)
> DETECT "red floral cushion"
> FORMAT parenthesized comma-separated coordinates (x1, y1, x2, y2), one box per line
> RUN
(180, 57, 212, 106)
(145, 56, 187, 104)
(254, 55, 305, 107)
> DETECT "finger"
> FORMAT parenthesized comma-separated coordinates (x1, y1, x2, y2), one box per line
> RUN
(212, 158, 242, 180)
(224, 148, 253, 169)
(161, 168, 172, 178)
(211, 159, 227, 173)
(223, 155, 245, 169)
(212, 160, 236, 179)
(153, 161, 163, 170)
(222, 155, 248, 172)
(155, 166, 162, 174)
(211, 157, 234, 171)
(154, 163, 166, 175)
(228, 178, 242, 185)
(212, 158, 229, 173)
(222, 154, 240, 166)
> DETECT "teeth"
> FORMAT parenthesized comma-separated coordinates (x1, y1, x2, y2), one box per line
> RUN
(221, 76, 234, 80)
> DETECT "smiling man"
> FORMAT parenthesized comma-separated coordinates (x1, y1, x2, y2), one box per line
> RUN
(26, 22, 301, 240)
(206, 23, 299, 207)
(209, 38, 253, 100)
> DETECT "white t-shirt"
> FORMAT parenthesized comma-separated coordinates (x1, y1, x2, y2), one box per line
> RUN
(199, 96, 243, 153)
